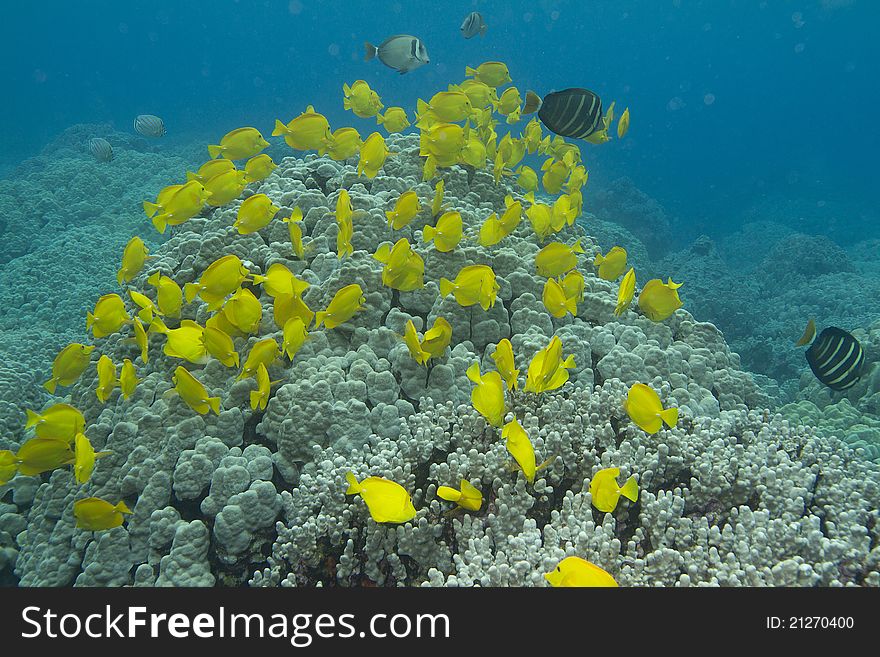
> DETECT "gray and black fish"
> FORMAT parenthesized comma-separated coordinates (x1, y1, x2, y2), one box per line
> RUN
(460, 12, 488, 39)
(88, 137, 114, 163)
(523, 88, 604, 140)
(134, 114, 166, 137)
(804, 326, 865, 391)
(364, 35, 429, 74)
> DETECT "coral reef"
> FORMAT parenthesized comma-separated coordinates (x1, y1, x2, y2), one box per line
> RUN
(4, 133, 879, 589)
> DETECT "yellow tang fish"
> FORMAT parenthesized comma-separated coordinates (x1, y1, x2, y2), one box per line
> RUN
(170, 366, 221, 415)
(250, 362, 278, 411)
(525, 199, 554, 242)
(205, 169, 248, 207)
(545, 556, 618, 587)
(386, 190, 421, 230)
(337, 213, 354, 259)
(74, 433, 111, 485)
(281, 207, 306, 259)
(437, 479, 482, 511)
(452, 80, 498, 109)
(498, 195, 522, 234)
(624, 383, 678, 434)
(402, 320, 429, 366)
(460, 134, 488, 169)
(147, 272, 183, 318)
(144, 180, 211, 234)
(119, 359, 139, 399)
(117, 236, 151, 285)
(345, 471, 416, 524)
(0, 450, 18, 485)
(252, 263, 309, 299)
(204, 325, 239, 368)
(593, 246, 627, 281)
(524, 335, 575, 394)
(273, 105, 332, 151)
(87, 294, 130, 338)
(15, 437, 74, 476)
(234, 193, 279, 234)
(535, 240, 584, 278)
(431, 180, 446, 218)
(614, 268, 636, 317)
(274, 293, 314, 330)
(320, 127, 362, 161)
(478, 213, 505, 248)
(343, 79, 383, 119)
(466, 362, 505, 428)
(420, 317, 452, 360)
(561, 270, 585, 303)
(358, 132, 393, 178)
(541, 157, 570, 195)
(128, 290, 158, 324)
(184, 254, 250, 310)
(149, 318, 208, 363)
(373, 239, 425, 291)
(439, 265, 499, 311)
(423, 211, 462, 252)
(495, 87, 522, 116)
(416, 91, 474, 127)
(377, 106, 410, 133)
(95, 354, 119, 403)
(501, 418, 535, 483)
(208, 126, 270, 160)
(522, 117, 543, 153)
(551, 194, 578, 230)
(44, 343, 94, 394)
(590, 467, 638, 512)
(638, 278, 683, 322)
(238, 338, 281, 380)
(25, 403, 84, 442)
(73, 498, 132, 532)
(491, 339, 519, 391)
(515, 165, 538, 193)
(419, 122, 467, 166)
(282, 317, 309, 361)
(244, 154, 277, 183)
(220, 288, 262, 335)
(186, 159, 235, 184)
(315, 284, 366, 330)
(543, 278, 577, 318)
(617, 107, 630, 139)
(465, 61, 512, 87)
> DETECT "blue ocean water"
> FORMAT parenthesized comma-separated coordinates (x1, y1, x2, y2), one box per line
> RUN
(4, 0, 877, 242)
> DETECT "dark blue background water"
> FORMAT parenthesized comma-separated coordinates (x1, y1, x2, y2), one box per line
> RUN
(3, 0, 876, 243)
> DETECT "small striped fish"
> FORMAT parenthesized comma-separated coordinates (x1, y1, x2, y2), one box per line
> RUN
(805, 327, 865, 391)
(535, 88, 604, 140)
(134, 114, 166, 137)
(460, 12, 487, 39)
(88, 137, 114, 162)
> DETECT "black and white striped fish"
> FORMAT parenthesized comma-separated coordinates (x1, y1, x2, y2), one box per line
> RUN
(523, 88, 604, 140)
(460, 12, 487, 39)
(805, 326, 865, 391)
(88, 137, 114, 163)
(134, 114, 166, 137)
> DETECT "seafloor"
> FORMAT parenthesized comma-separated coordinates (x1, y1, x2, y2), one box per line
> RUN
(0, 124, 878, 587)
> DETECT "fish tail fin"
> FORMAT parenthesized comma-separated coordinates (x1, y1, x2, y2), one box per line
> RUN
(376, 112, 385, 125)
(795, 319, 816, 347)
(343, 97, 352, 111)
(207, 144, 223, 159)
(466, 361, 482, 384)
(572, 239, 584, 254)
(439, 277, 454, 298)
(423, 224, 436, 242)
(116, 268, 125, 286)
(271, 119, 288, 137)
(185, 171, 198, 182)
(384, 210, 395, 227)
(183, 283, 199, 304)
(116, 501, 133, 515)
(562, 354, 576, 369)
(345, 471, 362, 494)
(436, 486, 463, 503)
(364, 42, 378, 61)
(523, 91, 542, 115)
(147, 317, 169, 335)
(620, 476, 639, 502)
(43, 378, 57, 394)
(86, 312, 95, 330)
(565, 295, 578, 316)
(314, 311, 327, 328)
(147, 272, 161, 287)
(142, 201, 160, 218)
(151, 214, 168, 234)
(660, 407, 679, 428)
(465, 66, 477, 77)
(208, 397, 221, 415)
(24, 409, 40, 429)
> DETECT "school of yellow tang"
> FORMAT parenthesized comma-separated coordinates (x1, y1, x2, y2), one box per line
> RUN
(6, 61, 686, 586)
